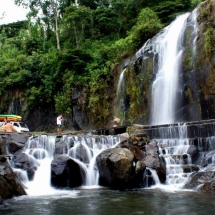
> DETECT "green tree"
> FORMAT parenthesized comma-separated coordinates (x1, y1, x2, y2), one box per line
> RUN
(15, 0, 65, 50)
(61, 5, 93, 48)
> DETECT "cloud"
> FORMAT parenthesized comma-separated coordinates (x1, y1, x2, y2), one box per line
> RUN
(0, 0, 28, 25)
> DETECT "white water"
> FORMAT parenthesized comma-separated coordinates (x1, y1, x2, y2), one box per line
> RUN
(65, 135, 121, 187)
(146, 167, 161, 185)
(16, 135, 57, 196)
(115, 68, 126, 122)
(13, 134, 122, 195)
(116, 68, 126, 101)
(150, 13, 190, 125)
(138, 11, 199, 190)
(155, 124, 193, 190)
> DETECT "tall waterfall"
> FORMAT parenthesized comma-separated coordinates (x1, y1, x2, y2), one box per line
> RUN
(149, 13, 190, 125)
(136, 9, 200, 189)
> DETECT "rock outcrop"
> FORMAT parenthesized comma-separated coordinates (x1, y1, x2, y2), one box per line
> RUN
(183, 170, 215, 192)
(96, 147, 136, 189)
(0, 133, 29, 203)
(96, 133, 166, 189)
(51, 155, 86, 188)
(0, 156, 26, 203)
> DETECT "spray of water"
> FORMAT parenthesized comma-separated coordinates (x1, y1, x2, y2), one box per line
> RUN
(150, 13, 190, 125)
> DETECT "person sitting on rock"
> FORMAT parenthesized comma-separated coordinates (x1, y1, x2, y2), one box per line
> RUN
(4, 120, 18, 132)
(112, 116, 120, 128)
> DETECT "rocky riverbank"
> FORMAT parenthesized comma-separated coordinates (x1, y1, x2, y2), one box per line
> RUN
(2, 119, 215, 204)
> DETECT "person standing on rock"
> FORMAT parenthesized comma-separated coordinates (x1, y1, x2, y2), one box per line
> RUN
(57, 114, 63, 133)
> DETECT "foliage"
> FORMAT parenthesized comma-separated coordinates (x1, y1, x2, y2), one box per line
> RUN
(151, 0, 192, 24)
(191, 0, 204, 8)
(0, 0, 195, 127)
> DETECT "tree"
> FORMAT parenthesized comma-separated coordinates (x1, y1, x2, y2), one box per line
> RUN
(15, 0, 67, 50)
(61, 5, 93, 48)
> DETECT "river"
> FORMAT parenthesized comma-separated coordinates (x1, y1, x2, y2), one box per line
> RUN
(1, 187, 215, 215)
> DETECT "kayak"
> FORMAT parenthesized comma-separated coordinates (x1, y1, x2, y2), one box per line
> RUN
(0, 114, 22, 122)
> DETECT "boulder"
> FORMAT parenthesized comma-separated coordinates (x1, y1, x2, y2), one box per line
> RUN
(68, 143, 93, 164)
(54, 139, 68, 155)
(8, 141, 25, 154)
(0, 158, 26, 201)
(183, 171, 215, 192)
(12, 151, 40, 180)
(51, 155, 86, 188)
(96, 147, 143, 189)
(116, 139, 146, 161)
(143, 140, 166, 183)
(8, 133, 29, 144)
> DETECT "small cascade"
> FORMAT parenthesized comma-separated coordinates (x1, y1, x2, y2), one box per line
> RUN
(144, 167, 161, 187)
(115, 68, 126, 124)
(156, 124, 193, 188)
(64, 135, 122, 187)
(157, 124, 192, 187)
(10, 134, 122, 193)
(85, 155, 99, 186)
(19, 135, 56, 195)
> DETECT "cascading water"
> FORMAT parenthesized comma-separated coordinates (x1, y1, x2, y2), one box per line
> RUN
(136, 9, 200, 189)
(67, 135, 121, 187)
(115, 68, 127, 124)
(23, 135, 56, 195)
(156, 124, 192, 189)
(14, 134, 122, 194)
(7, 8, 201, 195)
(150, 13, 190, 125)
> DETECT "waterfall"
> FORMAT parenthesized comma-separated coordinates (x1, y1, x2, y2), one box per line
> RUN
(23, 135, 56, 196)
(153, 123, 195, 190)
(149, 13, 190, 125)
(146, 167, 161, 186)
(7, 8, 203, 193)
(135, 11, 199, 189)
(65, 135, 121, 187)
(115, 68, 126, 123)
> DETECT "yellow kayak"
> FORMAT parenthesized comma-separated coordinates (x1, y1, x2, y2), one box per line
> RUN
(0, 115, 22, 122)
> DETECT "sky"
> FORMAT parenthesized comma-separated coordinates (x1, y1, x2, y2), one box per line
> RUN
(0, 0, 29, 25)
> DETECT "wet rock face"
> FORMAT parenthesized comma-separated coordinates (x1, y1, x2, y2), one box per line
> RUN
(96, 147, 136, 189)
(0, 158, 26, 201)
(182, 0, 215, 121)
(12, 151, 40, 181)
(51, 155, 86, 188)
(96, 135, 166, 189)
(183, 171, 215, 192)
(0, 136, 7, 155)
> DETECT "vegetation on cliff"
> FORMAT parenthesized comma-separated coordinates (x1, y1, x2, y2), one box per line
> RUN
(0, 0, 203, 130)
